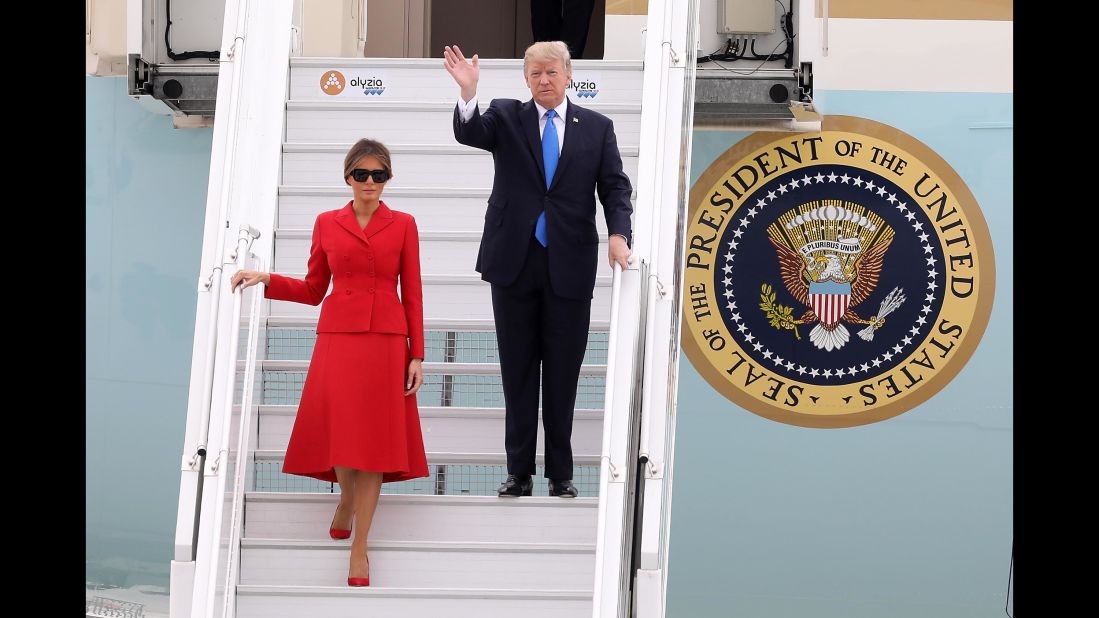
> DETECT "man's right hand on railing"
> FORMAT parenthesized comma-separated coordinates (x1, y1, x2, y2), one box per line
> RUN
(231, 270, 270, 291)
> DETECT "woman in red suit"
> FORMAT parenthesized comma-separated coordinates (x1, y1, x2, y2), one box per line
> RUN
(231, 138, 429, 587)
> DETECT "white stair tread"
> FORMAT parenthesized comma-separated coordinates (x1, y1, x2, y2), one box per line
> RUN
(237, 584, 591, 598)
(283, 141, 640, 156)
(253, 449, 601, 466)
(259, 359, 606, 376)
(248, 492, 597, 507)
(249, 406, 603, 454)
(267, 274, 614, 321)
(254, 405, 602, 416)
(276, 188, 632, 233)
(276, 228, 484, 240)
(288, 100, 640, 112)
(239, 539, 595, 588)
(263, 316, 610, 330)
(236, 584, 591, 618)
(245, 493, 597, 543)
(284, 106, 641, 146)
(275, 230, 608, 275)
(279, 147, 639, 188)
(289, 56, 642, 68)
(244, 539, 594, 551)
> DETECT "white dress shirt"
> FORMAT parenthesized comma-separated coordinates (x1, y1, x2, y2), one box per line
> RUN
(457, 96, 567, 154)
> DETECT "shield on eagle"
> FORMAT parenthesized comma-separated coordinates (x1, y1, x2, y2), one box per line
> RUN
(808, 280, 851, 328)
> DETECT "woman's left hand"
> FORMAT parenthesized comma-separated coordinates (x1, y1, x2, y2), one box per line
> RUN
(405, 358, 424, 396)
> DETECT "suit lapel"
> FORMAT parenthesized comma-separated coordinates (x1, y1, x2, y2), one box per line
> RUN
(520, 99, 547, 188)
(549, 99, 580, 192)
(334, 202, 366, 243)
(334, 201, 394, 243)
(362, 201, 394, 239)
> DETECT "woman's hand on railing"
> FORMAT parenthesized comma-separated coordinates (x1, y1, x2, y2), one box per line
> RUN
(404, 359, 424, 396)
(230, 270, 270, 291)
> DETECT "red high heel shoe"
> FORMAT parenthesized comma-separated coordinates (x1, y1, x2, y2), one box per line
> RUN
(347, 553, 370, 587)
(329, 504, 352, 540)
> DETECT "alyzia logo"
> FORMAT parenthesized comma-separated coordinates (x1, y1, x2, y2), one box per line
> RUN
(319, 70, 346, 96)
(568, 79, 599, 99)
(350, 77, 386, 96)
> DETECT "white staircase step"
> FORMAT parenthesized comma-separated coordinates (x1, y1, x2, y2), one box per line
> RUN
(236, 585, 591, 618)
(253, 450, 601, 467)
(267, 274, 614, 321)
(239, 539, 595, 589)
(260, 359, 606, 375)
(274, 229, 486, 274)
(277, 185, 633, 231)
(280, 142, 639, 187)
(264, 315, 609, 331)
(289, 57, 644, 105)
(279, 186, 492, 230)
(254, 406, 603, 454)
(285, 101, 642, 147)
(244, 493, 597, 543)
(273, 228, 608, 274)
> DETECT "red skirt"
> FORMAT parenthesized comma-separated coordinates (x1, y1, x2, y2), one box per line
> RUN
(282, 332, 429, 483)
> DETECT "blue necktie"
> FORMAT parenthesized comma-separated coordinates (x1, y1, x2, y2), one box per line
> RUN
(536, 109, 558, 247)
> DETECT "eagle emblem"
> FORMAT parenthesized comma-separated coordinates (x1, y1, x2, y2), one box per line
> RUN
(764, 201, 904, 351)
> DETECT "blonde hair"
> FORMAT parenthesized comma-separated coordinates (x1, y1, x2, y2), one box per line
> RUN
(343, 138, 393, 179)
(523, 41, 572, 73)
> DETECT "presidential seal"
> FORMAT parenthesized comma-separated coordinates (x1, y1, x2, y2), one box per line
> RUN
(682, 116, 995, 427)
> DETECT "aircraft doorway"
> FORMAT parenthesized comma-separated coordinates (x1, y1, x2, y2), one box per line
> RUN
(363, 0, 605, 59)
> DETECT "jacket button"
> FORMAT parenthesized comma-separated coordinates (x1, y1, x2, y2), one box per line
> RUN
(369, 288, 375, 293)
(345, 271, 352, 276)
(345, 289, 351, 295)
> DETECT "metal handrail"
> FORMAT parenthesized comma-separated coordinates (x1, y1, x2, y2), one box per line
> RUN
(215, 250, 266, 618)
(637, 270, 663, 467)
(594, 262, 624, 502)
(192, 227, 261, 618)
(592, 260, 627, 617)
(188, 226, 259, 563)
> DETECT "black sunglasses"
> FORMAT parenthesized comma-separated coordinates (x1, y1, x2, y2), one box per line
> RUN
(349, 168, 391, 183)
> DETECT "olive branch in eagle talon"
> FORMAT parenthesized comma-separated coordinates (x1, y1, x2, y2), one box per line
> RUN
(759, 283, 804, 340)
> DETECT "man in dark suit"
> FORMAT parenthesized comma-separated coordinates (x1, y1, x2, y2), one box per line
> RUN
(443, 41, 632, 498)
(531, 0, 596, 59)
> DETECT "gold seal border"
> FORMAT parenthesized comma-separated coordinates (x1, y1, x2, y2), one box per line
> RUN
(681, 115, 997, 428)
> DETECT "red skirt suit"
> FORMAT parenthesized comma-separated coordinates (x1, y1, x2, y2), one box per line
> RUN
(264, 201, 429, 483)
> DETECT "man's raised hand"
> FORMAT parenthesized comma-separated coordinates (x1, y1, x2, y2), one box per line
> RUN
(443, 45, 479, 103)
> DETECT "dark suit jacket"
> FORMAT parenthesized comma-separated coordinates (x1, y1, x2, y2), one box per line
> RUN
(453, 97, 633, 300)
(265, 201, 425, 358)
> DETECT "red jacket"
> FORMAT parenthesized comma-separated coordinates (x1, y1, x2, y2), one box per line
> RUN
(265, 201, 425, 358)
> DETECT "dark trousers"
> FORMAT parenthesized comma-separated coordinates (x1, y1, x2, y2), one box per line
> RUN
(531, 0, 596, 59)
(491, 240, 591, 480)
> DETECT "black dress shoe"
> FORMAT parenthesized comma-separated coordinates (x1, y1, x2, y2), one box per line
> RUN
(498, 474, 533, 497)
(548, 479, 578, 498)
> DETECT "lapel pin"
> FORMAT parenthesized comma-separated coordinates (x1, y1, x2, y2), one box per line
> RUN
(572, 117, 579, 123)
